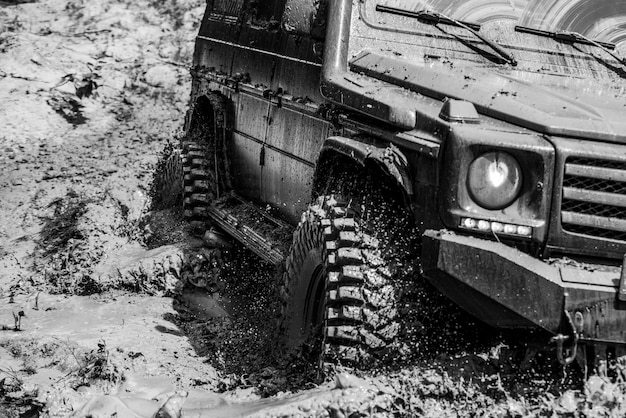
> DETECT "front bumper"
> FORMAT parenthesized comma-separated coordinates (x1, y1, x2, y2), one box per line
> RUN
(421, 229, 626, 345)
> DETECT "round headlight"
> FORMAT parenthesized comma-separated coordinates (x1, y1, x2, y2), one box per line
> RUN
(467, 151, 522, 210)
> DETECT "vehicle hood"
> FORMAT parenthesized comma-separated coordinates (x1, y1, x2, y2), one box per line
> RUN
(350, 51, 626, 143)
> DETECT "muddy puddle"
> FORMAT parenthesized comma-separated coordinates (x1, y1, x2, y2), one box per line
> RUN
(0, 294, 183, 344)
(0, 291, 223, 416)
(73, 377, 365, 418)
(0, 290, 373, 417)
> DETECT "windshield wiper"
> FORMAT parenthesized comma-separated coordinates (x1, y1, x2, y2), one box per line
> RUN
(516, 26, 616, 49)
(376, 5, 517, 66)
(558, 31, 626, 66)
(376, 4, 481, 30)
(516, 26, 625, 64)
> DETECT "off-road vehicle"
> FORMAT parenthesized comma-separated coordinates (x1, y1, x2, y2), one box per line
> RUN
(179, 0, 626, 368)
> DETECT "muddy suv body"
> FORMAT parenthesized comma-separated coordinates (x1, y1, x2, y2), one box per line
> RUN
(185, 0, 626, 363)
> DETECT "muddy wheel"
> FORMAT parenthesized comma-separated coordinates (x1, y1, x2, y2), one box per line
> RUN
(181, 93, 231, 230)
(281, 191, 418, 367)
(182, 140, 212, 230)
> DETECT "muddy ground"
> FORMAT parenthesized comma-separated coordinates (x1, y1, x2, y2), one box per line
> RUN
(2, 0, 626, 417)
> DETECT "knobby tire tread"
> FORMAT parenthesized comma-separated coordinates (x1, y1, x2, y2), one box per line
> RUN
(181, 93, 229, 229)
(281, 195, 402, 367)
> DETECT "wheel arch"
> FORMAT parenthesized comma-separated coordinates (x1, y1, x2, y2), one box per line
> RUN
(183, 91, 230, 134)
(181, 90, 232, 228)
(314, 136, 413, 204)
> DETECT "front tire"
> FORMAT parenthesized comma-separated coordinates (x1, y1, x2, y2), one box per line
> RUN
(281, 194, 413, 366)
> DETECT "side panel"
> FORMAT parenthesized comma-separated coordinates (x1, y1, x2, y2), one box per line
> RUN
(230, 133, 263, 200)
(193, 0, 329, 223)
(231, 26, 281, 89)
(227, 0, 290, 90)
(261, 32, 328, 222)
(233, 93, 268, 140)
(193, 40, 234, 76)
(195, 3, 243, 72)
(230, 93, 269, 201)
(275, 36, 323, 103)
(264, 104, 330, 222)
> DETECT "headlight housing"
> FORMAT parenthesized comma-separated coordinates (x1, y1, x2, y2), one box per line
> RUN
(467, 151, 522, 210)
(439, 127, 553, 243)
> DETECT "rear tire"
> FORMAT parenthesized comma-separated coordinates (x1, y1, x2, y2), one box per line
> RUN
(181, 93, 231, 230)
(182, 140, 213, 230)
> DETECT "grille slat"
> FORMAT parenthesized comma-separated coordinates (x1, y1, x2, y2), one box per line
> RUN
(565, 164, 626, 183)
(561, 157, 626, 241)
(562, 211, 626, 233)
(563, 187, 626, 209)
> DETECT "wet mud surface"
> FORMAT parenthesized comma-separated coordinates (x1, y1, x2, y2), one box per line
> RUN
(2, 0, 626, 417)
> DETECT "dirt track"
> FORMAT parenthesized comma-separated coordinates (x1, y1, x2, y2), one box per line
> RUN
(2, 0, 626, 417)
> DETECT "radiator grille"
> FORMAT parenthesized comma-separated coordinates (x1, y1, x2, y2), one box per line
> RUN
(563, 176, 626, 195)
(561, 157, 626, 242)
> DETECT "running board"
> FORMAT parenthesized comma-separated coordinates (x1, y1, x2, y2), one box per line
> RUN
(205, 194, 293, 266)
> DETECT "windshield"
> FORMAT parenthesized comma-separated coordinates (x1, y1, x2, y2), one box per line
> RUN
(377, 0, 626, 53)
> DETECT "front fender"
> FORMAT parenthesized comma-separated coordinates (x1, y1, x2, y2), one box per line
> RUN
(319, 136, 413, 197)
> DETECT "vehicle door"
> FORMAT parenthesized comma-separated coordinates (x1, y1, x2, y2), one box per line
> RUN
(260, 2, 331, 223)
